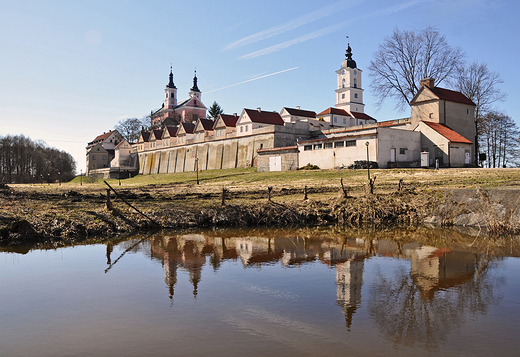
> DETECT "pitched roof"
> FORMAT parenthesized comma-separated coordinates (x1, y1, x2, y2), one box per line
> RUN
(139, 131, 150, 143)
(317, 108, 376, 121)
(178, 122, 195, 134)
(317, 107, 349, 116)
(430, 87, 476, 105)
(350, 111, 376, 121)
(412, 85, 476, 106)
(244, 109, 284, 125)
(115, 140, 129, 149)
(88, 130, 116, 146)
(149, 129, 163, 141)
(283, 107, 317, 118)
(421, 121, 473, 144)
(163, 126, 178, 137)
(197, 118, 214, 131)
(218, 114, 238, 128)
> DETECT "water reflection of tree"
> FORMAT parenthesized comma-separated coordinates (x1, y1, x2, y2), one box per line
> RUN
(367, 255, 502, 351)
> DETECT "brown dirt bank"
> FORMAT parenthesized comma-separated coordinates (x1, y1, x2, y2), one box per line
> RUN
(1, 180, 519, 247)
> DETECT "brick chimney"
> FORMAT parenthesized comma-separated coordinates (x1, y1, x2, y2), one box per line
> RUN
(420, 78, 435, 89)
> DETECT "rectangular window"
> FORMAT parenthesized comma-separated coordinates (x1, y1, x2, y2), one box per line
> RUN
(103, 156, 106, 160)
(324, 142, 333, 149)
(334, 141, 344, 148)
(343, 118, 346, 124)
(334, 117, 337, 123)
(304, 145, 312, 151)
(240, 126, 243, 132)
(93, 155, 96, 160)
(245, 125, 248, 132)
(399, 148, 407, 155)
(346, 140, 356, 147)
(314, 144, 322, 150)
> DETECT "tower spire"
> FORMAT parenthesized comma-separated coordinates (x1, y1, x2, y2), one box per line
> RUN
(167, 66, 176, 89)
(191, 69, 200, 92)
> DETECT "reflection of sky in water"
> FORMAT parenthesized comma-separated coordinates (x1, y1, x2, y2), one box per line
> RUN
(1, 234, 519, 357)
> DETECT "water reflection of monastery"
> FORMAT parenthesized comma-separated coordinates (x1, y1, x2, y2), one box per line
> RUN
(148, 233, 479, 328)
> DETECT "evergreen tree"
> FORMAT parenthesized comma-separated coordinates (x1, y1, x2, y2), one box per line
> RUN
(207, 101, 223, 120)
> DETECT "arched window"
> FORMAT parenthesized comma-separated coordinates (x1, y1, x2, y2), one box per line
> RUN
(342, 94, 345, 99)
(354, 78, 357, 88)
(342, 79, 345, 88)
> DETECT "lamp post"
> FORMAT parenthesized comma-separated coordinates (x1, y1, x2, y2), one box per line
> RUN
(118, 167, 121, 186)
(195, 158, 199, 185)
(80, 169, 83, 186)
(365, 142, 370, 180)
(58, 172, 61, 185)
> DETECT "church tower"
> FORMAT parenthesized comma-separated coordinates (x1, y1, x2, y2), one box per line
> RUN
(165, 67, 178, 110)
(189, 70, 201, 100)
(335, 43, 365, 113)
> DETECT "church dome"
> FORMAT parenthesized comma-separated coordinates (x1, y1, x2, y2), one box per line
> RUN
(342, 45, 357, 69)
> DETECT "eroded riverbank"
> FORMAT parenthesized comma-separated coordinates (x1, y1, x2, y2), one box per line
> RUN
(2, 178, 520, 248)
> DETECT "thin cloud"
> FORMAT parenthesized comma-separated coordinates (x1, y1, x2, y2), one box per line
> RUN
(239, 22, 349, 60)
(205, 67, 298, 93)
(238, 0, 431, 60)
(223, 0, 364, 51)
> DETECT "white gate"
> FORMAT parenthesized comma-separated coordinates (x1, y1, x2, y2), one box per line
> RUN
(269, 156, 282, 171)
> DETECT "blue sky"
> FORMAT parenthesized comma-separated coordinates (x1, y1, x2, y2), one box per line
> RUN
(1, 0, 518, 173)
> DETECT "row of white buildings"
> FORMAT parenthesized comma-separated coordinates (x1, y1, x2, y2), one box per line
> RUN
(86, 44, 475, 177)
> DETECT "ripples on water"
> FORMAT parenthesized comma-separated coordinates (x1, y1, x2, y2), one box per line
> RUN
(1, 227, 519, 357)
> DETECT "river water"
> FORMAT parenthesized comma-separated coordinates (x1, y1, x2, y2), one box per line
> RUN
(1, 227, 520, 357)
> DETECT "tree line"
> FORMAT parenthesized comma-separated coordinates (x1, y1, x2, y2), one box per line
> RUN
(0, 134, 77, 184)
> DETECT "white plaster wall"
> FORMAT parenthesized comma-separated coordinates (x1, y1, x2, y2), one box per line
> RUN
(377, 128, 421, 168)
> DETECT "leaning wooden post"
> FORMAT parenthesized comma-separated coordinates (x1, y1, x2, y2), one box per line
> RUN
(303, 185, 308, 200)
(340, 178, 349, 198)
(103, 180, 161, 227)
(106, 189, 114, 210)
(268, 186, 273, 202)
(398, 179, 404, 192)
(366, 175, 377, 195)
(221, 187, 226, 206)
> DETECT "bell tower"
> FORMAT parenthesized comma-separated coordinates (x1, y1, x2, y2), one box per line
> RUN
(335, 42, 365, 113)
(165, 66, 177, 109)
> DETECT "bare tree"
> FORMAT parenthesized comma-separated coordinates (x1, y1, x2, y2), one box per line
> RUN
(369, 27, 465, 111)
(114, 116, 150, 143)
(0, 135, 76, 183)
(450, 62, 506, 166)
(480, 112, 519, 168)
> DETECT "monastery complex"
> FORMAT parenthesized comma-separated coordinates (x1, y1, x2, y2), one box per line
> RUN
(86, 44, 476, 178)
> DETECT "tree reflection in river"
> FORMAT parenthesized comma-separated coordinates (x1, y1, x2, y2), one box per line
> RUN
(368, 247, 503, 351)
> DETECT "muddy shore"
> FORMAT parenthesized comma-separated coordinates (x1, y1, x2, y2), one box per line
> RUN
(2, 179, 519, 248)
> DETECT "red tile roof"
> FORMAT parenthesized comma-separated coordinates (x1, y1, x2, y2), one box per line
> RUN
(150, 129, 163, 141)
(90, 130, 115, 144)
(244, 109, 284, 125)
(430, 87, 476, 106)
(197, 118, 214, 131)
(413, 86, 476, 106)
(421, 121, 473, 144)
(139, 131, 150, 143)
(283, 107, 317, 118)
(218, 114, 238, 128)
(163, 126, 178, 137)
(350, 111, 376, 121)
(179, 122, 195, 134)
(317, 107, 350, 116)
